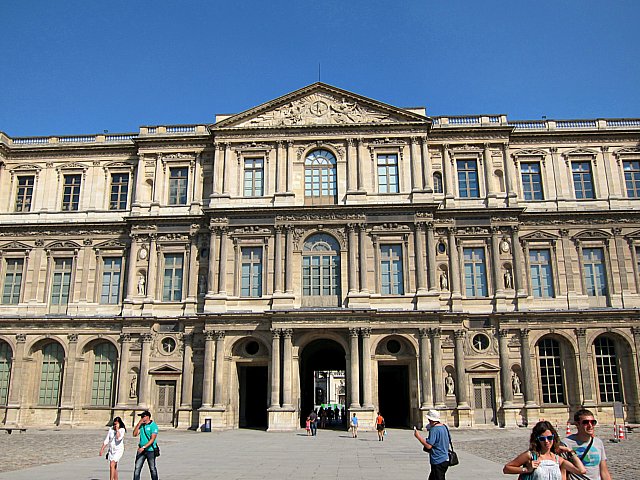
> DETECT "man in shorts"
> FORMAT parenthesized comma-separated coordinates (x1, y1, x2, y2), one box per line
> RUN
(562, 408, 612, 480)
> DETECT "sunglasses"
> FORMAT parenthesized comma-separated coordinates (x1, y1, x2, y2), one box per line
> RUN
(537, 435, 555, 442)
(580, 419, 597, 426)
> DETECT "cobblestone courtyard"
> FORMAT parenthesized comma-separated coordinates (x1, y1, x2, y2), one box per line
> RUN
(0, 426, 636, 479)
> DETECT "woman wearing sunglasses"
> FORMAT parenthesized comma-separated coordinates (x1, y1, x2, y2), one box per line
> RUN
(503, 420, 586, 479)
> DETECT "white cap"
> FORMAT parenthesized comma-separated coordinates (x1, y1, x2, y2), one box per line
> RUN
(426, 409, 441, 422)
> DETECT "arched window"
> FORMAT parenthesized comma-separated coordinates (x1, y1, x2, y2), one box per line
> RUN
(538, 338, 565, 404)
(39, 343, 64, 406)
(304, 150, 337, 205)
(594, 336, 622, 403)
(0, 342, 12, 405)
(433, 172, 443, 194)
(302, 234, 341, 303)
(91, 342, 118, 406)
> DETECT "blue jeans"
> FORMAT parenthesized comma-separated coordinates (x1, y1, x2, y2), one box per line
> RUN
(310, 421, 317, 436)
(133, 450, 158, 480)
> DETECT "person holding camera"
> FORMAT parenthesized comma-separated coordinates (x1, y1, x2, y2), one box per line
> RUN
(413, 410, 450, 480)
(133, 410, 159, 480)
(99, 416, 125, 480)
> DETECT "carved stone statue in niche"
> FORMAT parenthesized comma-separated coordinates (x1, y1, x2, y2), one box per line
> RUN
(445, 372, 455, 396)
(511, 372, 522, 395)
(129, 374, 138, 398)
(440, 272, 449, 290)
(504, 269, 513, 289)
(137, 274, 146, 296)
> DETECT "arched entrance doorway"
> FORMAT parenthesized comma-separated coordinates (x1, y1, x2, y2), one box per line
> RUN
(299, 338, 346, 428)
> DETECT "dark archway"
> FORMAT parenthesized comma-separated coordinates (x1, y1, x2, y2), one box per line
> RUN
(299, 338, 346, 427)
(238, 365, 268, 429)
(378, 364, 410, 427)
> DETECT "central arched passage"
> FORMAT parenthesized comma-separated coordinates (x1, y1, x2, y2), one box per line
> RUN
(299, 338, 346, 428)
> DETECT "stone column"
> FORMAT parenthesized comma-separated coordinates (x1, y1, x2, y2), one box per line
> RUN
(222, 143, 230, 195)
(217, 228, 228, 295)
(152, 154, 163, 204)
(147, 235, 157, 300)
(519, 329, 537, 406)
(443, 145, 454, 200)
(286, 141, 294, 193)
(502, 143, 516, 201)
(207, 227, 217, 295)
(191, 153, 202, 208)
(360, 328, 373, 408)
(180, 333, 194, 409)
(419, 328, 433, 408)
(448, 228, 462, 296)
(212, 143, 223, 195)
(348, 225, 357, 294)
(275, 141, 284, 194)
(186, 235, 198, 302)
(270, 329, 281, 408)
(421, 137, 432, 192)
(285, 226, 294, 294)
(511, 226, 526, 296)
(430, 328, 445, 407)
(201, 331, 215, 408)
(358, 225, 368, 293)
(575, 328, 595, 406)
(411, 137, 422, 191)
(483, 143, 495, 197)
(60, 334, 78, 415)
(5, 334, 26, 425)
(497, 329, 514, 406)
(282, 329, 293, 408)
(453, 330, 469, 408)
(126, 236, 139, 299)
(134, 154, 145, 205)
(426, 222, 437, 292)
(138, 333, 153, 408)
(116, 334, 132, 406)
(415, 223, 427, 293)
(491, 227, 504, 295)
(348, 328, 360, 408)
(356, 138, 366, 191)
(347, 138, 357, 191)
(274, 227, 283, 294)
(213, 331, 226, 407)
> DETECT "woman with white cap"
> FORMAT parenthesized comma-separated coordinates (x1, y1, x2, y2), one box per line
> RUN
(413, 409, 450, 480)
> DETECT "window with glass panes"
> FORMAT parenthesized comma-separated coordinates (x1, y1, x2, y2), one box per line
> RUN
(433, 172, 443, 193)
(302, 235, 341, 297)
(594, 337, 622, 403)
(243, 158, 264, 196)
(241, 247, 263, 297)
(457, 159, 479, 198)
(61, 174, 82, 211)
(100, 257, 122, 304)
(15, 175, 34, 212)
(39, 343, 64, 406)
(521, 162, 544, 200)
(91, 342, 117, 406)
(582, 247, 607, 297)
(109, 173, 129, 210)
(571, 161, 594, 199)
(50, 258, 73, 306)
(538, 338, 565, 404)
(168, 167, 188, 205)
(380, 244, 404, 295)
(529, 249, 554, 298)
(304, 150, 337, 203)
(2, 258, 23, 304)
(162, 253, 183, 301)
(377, 154, 399, 193)
(623, 160, 640, 198)
(463, 247, 488, 297)
(0, 342, 11, 405)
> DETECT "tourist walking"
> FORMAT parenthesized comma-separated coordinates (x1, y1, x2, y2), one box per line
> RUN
(99, 416, 125, 480)
(562, 409, 612, 480)
(413, 410, 450, 480)
(305, 417, 311, 436)
(350, 413, 358, 438)
(133, 410, 159, 480)
(503, 420, 586, 479)
(309, 410, 317, 436)
(375, 412, 385, 441)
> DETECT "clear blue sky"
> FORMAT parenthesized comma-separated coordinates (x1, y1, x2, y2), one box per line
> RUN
(2, 0, 639, 136)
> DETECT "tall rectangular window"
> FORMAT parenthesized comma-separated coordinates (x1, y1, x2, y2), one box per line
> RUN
(50, 258, 73, 306)
(529, 249, 554, 298)
(109, 173, 129, 210)
(521, 162, 543, 200)
(2, 258, 24, 305)
(457, 159, 479, 198)
(538, 338, 565, 404)
(572, 161, 594, 199)
(39, 343, 63, 406)
(463, 247, 488, 297)
(15, 175, 35, 212)
(91, 343, 117, 406)
(162, 253, 183, 301)
(62, 174, 82, 211)
(623, 160, 640, 198)
(380, 244, 404, 295)
(0, 342, 11, 405)
(168, 167, 188, 205)
(377, 154, 399, 193)
(101, 257, 122, 304)
(241, 247, 263, 297)
(583, 247, 607, 297)
(243, 158, 264, 197)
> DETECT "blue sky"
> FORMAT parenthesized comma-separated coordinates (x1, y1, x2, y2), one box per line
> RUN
(1, 0, 638, 136)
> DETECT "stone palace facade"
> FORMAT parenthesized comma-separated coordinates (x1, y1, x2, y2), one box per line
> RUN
(0, 83, 639, 430)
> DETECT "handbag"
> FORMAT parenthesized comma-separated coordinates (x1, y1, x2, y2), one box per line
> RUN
(153, 445, 160, 457)
(443, 425, 459, 467)
(517, 451, 537, 480)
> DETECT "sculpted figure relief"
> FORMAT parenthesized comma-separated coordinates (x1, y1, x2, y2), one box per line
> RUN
(445, 372, 455, 396)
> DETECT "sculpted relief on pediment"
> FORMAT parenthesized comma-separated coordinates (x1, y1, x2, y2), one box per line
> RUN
(235, 93, 403, 128)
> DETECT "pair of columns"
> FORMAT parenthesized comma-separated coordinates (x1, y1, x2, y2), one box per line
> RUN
(270, 329, 293, 408)
(349, 327, 373, 409)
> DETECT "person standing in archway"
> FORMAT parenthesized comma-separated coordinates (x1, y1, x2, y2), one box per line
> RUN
(375, 412, 386, 441)
(350, 413, 359, 438)
(308, 410, 317, 436)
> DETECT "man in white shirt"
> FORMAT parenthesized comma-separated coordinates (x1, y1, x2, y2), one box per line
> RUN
(562, 409, 612, 480)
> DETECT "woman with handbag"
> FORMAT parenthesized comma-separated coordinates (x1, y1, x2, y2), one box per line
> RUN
(503, 420, 586, 479)
(98, 416, 126, 480)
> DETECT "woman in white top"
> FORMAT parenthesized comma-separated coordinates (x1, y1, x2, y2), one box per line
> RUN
(503, 421, 586, 480)
(99, 416, 126, 480)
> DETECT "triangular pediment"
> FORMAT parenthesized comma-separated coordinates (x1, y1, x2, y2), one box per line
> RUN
(466, 361, 500, 373)
(149, 364, 182, 375)
(0, 240, 32, 250)
(213, 83, 429, 129)
(521, 230, 559, 242)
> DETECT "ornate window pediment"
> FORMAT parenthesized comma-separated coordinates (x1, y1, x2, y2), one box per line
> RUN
(466, 361, 500, 373)
(521, 231, 558, 242)
(0, 241, 32, 251)
(46, 240, 82, 250)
